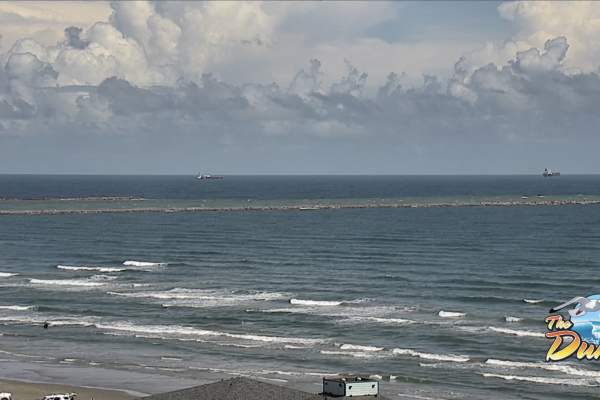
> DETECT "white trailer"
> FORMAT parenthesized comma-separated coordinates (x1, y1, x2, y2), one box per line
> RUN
(0, 393, 12, 400)
(323, 376, 379, 397)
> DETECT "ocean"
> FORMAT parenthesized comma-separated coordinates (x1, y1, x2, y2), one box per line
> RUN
(1, 175, 600, 399)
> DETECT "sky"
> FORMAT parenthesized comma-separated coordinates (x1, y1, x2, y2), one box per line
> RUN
(0, 1, 599, 174)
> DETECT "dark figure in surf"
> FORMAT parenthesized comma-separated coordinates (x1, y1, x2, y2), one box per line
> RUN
(43, 321, 49, 329)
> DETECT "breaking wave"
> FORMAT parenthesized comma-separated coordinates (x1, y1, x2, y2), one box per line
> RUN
(482, 373, 594, 387)
(489, 327, 544, 338)
(339, 344, 383, 352)
(0, 315, 325, 348)
(255, 303, 414, 327)
(504, 316, 522, 323)
(320, 350, 383, 359)
(438, 311, 466, 318)
(0, 305, 35, 311)
(123, 261, 167, 268)
(109, 288, 288, 308)
(523, 299, 544, 304)
(30, 275, 117, 288)
(486, 359, 600, 378)
(343, 316, 415, 325)
(57, 265, 125, 273)
(0, 315, 96, 327)
(95, 321, 325, 345)
(289, 299, 342, 306)
(0, 272, 17, 278)
(392, 348, 469, 363)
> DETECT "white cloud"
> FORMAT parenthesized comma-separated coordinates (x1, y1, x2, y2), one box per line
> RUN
(0, 1, 599, 173)
(498, 1, 600, 72)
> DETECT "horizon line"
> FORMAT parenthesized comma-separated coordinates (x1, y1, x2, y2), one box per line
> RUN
(0, 173, 598, 177)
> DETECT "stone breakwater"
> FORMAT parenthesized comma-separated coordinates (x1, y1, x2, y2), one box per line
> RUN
(1, 198, 599, 216)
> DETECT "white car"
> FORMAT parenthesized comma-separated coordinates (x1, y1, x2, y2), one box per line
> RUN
(41, 394, 76, 400)
(0, 393, 12, 400)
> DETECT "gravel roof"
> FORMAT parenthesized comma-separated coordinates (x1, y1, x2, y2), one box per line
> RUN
(143, 377, 387, 400)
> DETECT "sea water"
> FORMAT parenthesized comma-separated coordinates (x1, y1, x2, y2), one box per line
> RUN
(1, 175, 600, 399)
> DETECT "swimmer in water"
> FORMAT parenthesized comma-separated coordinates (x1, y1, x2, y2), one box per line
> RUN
(43, 321, 49, 329)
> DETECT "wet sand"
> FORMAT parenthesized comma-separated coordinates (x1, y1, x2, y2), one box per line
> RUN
(0, 379, 134, 400)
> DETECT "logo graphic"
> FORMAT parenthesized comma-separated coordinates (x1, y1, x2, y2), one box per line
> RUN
(546, 295, 600, 361)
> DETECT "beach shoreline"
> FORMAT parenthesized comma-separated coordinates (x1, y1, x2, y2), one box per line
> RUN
(0, 378, 137, 400)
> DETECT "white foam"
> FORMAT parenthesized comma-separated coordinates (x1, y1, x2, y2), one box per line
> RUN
(94, 322, 324, 345)
(504, 316, 522, 323)
(438, 311, 466, 318)
(340, 344, 383, 352)
(290, 299, 342, 306)
(343, 316, 415, 325)
(523, 299, 543, 304)
(486, 359, 600, 378)
(57, 265, 125, 273)
(0, 305, 35, 311)
(30, 278, 106, 287)
(110, 288, 287, 308)
(392, 348, 469, 363)
(489, 327, 544, 338)
(123, 260, 167, 267)
(482, 373, 593, 387)
(160, 357, 183, 362)
(0, 315, 95, 327)
(0, 272, 17, 278)
(257, 304, 415, 327)
(320, 350, 381, 359)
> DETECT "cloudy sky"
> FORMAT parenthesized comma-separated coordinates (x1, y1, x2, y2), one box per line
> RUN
(0, 1, 599, 174)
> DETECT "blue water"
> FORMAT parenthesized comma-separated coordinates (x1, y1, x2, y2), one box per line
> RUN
(1, 174, 599, 200)
(1, 175, 600, 399)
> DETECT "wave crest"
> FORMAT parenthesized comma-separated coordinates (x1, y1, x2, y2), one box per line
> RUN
(123, 260, 167, 268)
(290, 299, 342, 306)
(339, 344, 383, 352)
(504, 316, 522, 323)
(438, 310, 466, 318)
(57, 265, 125, 273)
(0, 305, 35, 311)
(95, 322, 324, 345)
(30, 275, 116, 288)
(392, 348, 469, 362)
(489, 327, 544, 338)
(482, 373, 593, 387)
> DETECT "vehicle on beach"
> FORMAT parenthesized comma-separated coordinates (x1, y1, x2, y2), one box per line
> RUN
(0, 392, 12, 400)
(41, 393, 76, 400)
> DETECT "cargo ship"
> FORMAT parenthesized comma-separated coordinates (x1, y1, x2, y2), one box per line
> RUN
(542, 168, 560, 177)
(196, 174, 224, 180)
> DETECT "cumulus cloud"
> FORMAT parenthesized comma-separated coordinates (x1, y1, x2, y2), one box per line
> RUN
(498, 1, 600, 72)
(511, 36, 569, 73)
(0, 1, 599, 173)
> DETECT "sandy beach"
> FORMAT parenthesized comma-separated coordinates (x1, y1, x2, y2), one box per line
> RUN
(0, 379, 134, 400)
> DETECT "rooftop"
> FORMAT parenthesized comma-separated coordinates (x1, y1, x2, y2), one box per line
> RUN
(324, 376, 377, 383)
(143, 377, 387, 400)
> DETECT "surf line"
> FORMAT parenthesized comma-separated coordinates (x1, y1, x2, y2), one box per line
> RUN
(545, 315, 600, 361)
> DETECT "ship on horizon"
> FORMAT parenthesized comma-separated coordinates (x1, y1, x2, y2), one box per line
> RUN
(543, 168, 560, 177)
(196, 173, 224, 180)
